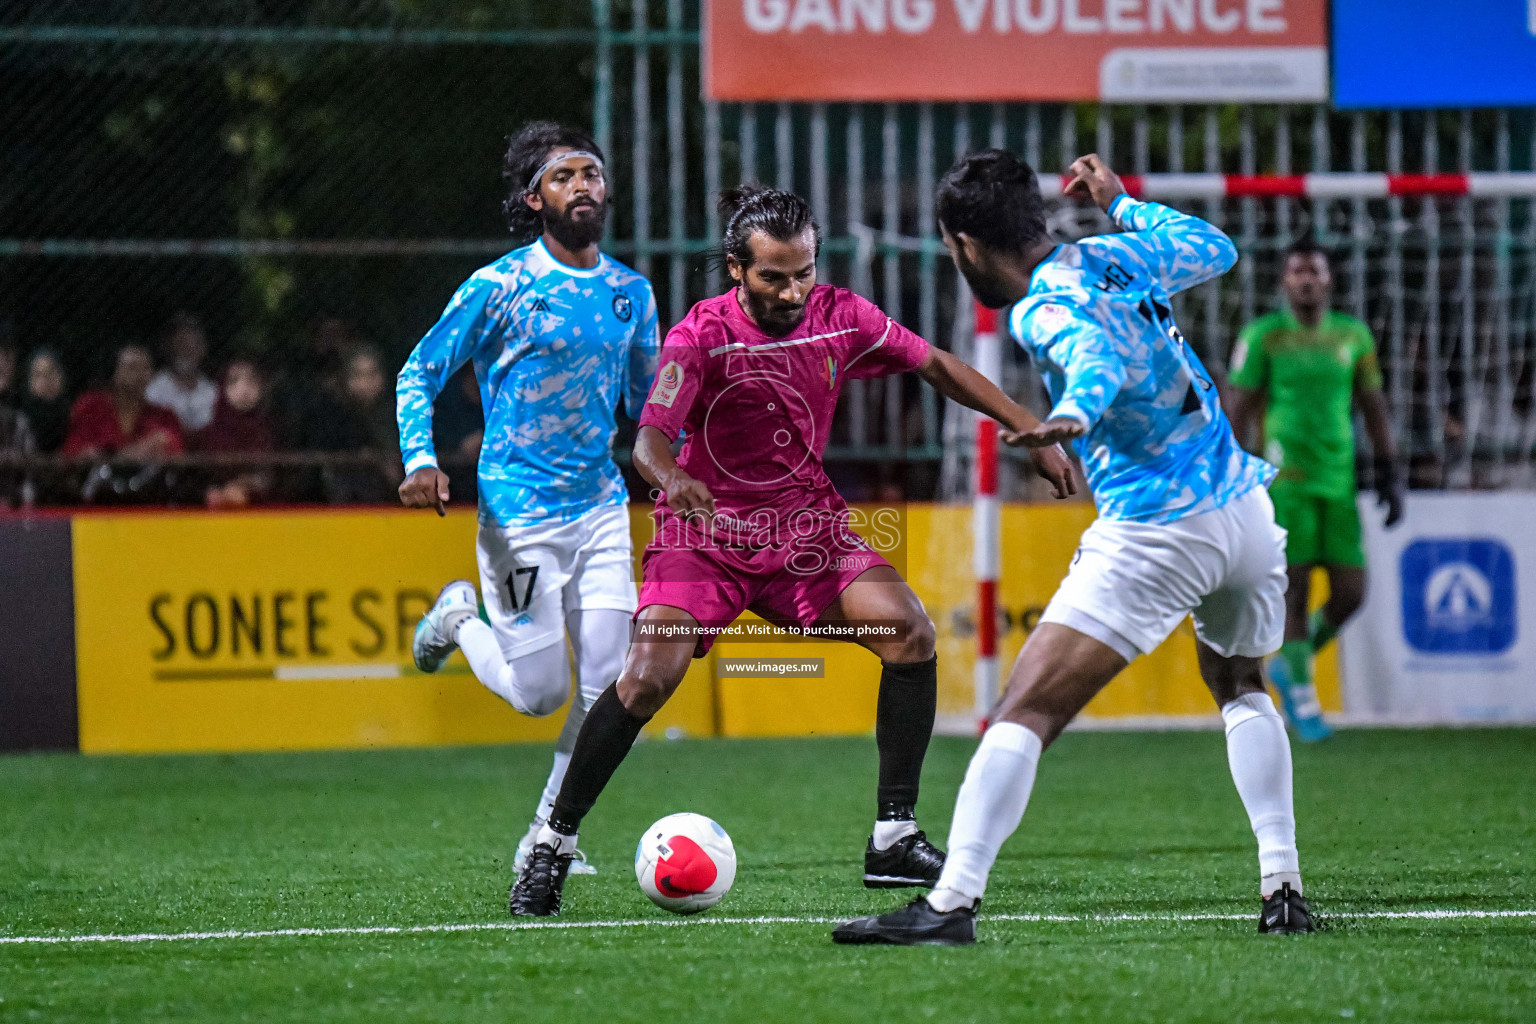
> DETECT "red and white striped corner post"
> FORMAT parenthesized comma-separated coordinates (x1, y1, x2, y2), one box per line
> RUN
(972, 300, 1002, 731)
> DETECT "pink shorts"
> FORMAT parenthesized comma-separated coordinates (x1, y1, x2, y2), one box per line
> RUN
(636, 522, 891, 657)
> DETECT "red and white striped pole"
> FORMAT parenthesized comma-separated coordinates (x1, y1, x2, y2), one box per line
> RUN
(1049, 171, 1536, 200)
(972, 301, 1002, 729)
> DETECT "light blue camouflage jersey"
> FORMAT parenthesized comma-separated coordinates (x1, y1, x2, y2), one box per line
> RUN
(397, 238, 660, 527)
(1008, 195, 1275, 524)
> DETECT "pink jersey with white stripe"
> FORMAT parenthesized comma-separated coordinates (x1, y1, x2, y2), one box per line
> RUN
(639, 285, 928, 524)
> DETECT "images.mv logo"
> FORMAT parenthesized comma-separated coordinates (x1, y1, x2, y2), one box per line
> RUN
(1400, 538, 1517, 655)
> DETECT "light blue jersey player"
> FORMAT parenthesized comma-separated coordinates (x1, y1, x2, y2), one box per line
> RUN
(1008, 195, 1273, 523)
(838, 152, 1313, 947)
(397, 124, 659, 890)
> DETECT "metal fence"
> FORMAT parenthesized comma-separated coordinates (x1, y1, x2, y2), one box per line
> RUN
(5, 1, 1536, 498)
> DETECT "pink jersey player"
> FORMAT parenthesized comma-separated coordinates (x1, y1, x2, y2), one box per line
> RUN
(508, 183, 1074, 920)
(636, 283, 929, 648)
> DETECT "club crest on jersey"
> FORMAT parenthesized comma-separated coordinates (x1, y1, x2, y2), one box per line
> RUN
(612, 292, 634, 322)
(1033, 303, 1072, 332)
(650, 360, 683, 408)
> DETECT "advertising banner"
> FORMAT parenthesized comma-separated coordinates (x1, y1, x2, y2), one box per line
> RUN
(706, 0, 1328, 102)
(1340, 493, 1536, 723)
(1333, 0, 1536, 109)
(52, 502, 1321, 754)
(69, 509, 714, 754)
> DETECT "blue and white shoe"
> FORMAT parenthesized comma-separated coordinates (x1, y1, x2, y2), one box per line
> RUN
(1266, 656, 1333, 743)
(412, 580, 478, 673)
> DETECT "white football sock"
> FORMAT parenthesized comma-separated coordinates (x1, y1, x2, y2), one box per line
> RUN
(1222, 692, 1302, 896)
(454, 619, 569, 717)
(527, 607, 626, 822)
(926, 722, 1044, 912)
(535, 822, 579, 854)
(533, 751, 573, 825)
(871, 818, 918, 851)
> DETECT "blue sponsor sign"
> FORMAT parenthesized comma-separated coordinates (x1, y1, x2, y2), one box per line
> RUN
(1333, 1, 1536, 108)
(1400, 538, 1518, 655)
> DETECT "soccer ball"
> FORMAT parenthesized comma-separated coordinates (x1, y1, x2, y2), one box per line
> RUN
(634, 812, 737, 915)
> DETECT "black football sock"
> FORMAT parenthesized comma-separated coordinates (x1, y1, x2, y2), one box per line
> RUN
(875, 655, 938, 821)
(546, 683, 652, 837)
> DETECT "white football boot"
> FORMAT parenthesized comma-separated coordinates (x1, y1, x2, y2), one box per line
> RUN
(412, 580, 479, 673)
(516, 820, 597, 876)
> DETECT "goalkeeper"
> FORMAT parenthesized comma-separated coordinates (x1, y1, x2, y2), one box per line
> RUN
(1228, 240, 1402, 741)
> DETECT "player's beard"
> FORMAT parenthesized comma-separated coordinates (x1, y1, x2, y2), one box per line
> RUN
(543, 197, 608, 251)
(740, 287, 807, 337)
(954, 253, 1014, 311)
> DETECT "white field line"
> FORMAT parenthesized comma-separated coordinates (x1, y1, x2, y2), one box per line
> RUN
(2, 909, 1533, 947)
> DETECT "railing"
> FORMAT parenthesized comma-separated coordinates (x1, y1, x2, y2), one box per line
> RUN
(0, 451, 414, 509)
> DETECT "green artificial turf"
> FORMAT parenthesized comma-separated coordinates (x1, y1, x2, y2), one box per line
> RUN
(2, 729, 1533, 1022)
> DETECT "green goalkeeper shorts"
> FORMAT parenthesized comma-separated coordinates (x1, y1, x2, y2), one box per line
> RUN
(1269, 484, 1365, 568)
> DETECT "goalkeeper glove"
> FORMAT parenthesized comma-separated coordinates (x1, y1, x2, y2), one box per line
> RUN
(1374, 458, 1404, 529)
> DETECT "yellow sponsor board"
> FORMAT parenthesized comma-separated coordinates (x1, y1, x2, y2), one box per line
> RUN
(71, 509, 711, 754)
(70, 503, 1336, 753)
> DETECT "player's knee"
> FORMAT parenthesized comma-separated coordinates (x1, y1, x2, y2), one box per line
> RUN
(617, 658, 682, 717)
(508, 643, 571, 717)
(521, 683, 570, 718)
(891, 613, 936, 662)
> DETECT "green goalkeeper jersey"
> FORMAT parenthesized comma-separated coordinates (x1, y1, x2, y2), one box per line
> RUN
(1229, 309, 1383, 497)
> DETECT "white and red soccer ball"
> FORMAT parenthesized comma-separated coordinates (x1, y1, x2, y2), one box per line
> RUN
(634, 812, 737, 914)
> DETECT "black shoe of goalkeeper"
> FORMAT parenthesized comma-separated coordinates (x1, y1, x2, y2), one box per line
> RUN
(863, 830, 946, 888)
(509, 842, 573, 917)
(833, 897, 977, 946)
(1258, 882, 1314, 934)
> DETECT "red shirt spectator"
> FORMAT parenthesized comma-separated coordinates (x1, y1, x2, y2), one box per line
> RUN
(64, 344, 185, 458)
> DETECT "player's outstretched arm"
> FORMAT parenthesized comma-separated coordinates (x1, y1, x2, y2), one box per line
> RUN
(1003, 416, 1087, 448)
(1001, 306, 1125, 458)
(916, 347, 1076, 498)
(633, 424, 715, 515)
(1066, 153, 1237, 295)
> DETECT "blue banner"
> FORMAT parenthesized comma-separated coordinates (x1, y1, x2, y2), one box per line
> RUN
(1333, 0, 1536, 108)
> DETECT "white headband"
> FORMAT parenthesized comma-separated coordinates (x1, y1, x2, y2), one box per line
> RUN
(527, 150, 604, 191)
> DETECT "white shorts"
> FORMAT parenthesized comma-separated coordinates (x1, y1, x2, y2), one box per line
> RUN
(1039, 485, 1287, 660)
(477, 503, 638, 659)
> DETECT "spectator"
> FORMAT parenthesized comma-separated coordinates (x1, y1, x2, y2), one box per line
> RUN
(0, 341, 32, 506)
(331, 345, 397, 450)
(64, 344, 184, 459)
(317, 345, 399, 503)
(146, 311, 219, 433)
(20, 349, 70, 454)
(0, 377, 31, 456)
(196, 358, 276, 508)
(0, 400, 33, 455)
(0, 338, 18, 408)
(273, 313, 359, 449)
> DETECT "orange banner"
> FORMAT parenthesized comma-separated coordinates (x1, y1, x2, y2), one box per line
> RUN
(705, 0, 1327, 102)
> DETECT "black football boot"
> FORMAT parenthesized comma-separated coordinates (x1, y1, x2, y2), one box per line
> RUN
(832, 897, 978, 946)
(863, 830, 946, 889)
(1258, 882, 1315, 934)
(509, 841, 574, 917)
